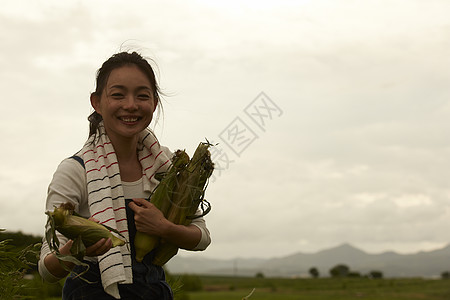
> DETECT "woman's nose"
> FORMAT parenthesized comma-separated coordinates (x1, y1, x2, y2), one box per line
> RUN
(123, 95, 138, 110)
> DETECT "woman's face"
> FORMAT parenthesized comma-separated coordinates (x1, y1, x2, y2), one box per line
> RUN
(91, 65, 156, 142)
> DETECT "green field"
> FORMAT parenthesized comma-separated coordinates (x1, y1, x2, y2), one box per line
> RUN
(182, 276, 450, 300)
(18, 274, 450, 300)
(4, 231, 449, 300)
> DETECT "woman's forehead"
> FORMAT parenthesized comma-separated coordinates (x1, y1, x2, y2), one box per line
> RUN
(107, 65, 152, 88)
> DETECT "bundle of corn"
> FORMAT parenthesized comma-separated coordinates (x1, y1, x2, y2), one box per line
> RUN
(133, 141, 214, 264)
(134, 150, 190, 262)
(45, 202, 126, 275)
(151, 141, 214, 266)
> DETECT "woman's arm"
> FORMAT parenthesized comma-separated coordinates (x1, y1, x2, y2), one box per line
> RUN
(39, 158, 93, 281)
(43, 238, 113, 278)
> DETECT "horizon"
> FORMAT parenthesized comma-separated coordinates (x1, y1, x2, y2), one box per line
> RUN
(176, 241, 450, 260)
(5, 228, 448, 260)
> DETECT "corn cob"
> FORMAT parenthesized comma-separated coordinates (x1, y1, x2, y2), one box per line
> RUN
(151, 240, 179, 266)
(134, 150, 190, 262)
(47, 202, 125, 248)
(152, 142, 214, 266)
(45, 202, 126, 279)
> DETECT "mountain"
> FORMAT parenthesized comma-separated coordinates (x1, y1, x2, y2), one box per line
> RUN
(165, 243, 450, 278)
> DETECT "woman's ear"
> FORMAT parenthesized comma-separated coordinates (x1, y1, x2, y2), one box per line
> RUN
(90, 93, 101, 114)
(152, 97, 159, 113)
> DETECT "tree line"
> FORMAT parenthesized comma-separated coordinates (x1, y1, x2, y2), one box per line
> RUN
(307, 264, 450, 280)
(308, 264, 383, 279)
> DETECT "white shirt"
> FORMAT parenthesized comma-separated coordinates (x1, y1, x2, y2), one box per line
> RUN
(38, 157, 211, 282)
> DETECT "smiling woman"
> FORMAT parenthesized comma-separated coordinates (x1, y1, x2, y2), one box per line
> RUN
(88, 52, 162, 141)
(90, 65, 158, 178)
(37, 51, 212, 300)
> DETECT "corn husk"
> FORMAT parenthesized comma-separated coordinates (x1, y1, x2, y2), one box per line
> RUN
(45, 202, 126, 278)
(134, 150, 190, 262)
(151, 141, 214, 266)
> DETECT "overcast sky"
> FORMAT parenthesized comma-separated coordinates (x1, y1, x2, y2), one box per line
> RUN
(1, 0, 450, 260)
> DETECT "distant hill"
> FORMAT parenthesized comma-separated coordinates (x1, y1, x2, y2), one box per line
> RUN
(166, 243, 450, 278)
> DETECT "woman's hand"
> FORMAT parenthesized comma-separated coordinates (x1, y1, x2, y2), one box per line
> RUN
(128, 198, 169, 236)
(44, 236, 112, 278)
(85, 238, 112, 257)
(128, 198, 202, 250)
(84, 217, 112, 256)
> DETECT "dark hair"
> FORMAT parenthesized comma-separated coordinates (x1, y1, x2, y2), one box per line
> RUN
(88, 51, 162, 137)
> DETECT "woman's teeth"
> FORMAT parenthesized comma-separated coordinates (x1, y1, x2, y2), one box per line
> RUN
(121, 117, 138, 122)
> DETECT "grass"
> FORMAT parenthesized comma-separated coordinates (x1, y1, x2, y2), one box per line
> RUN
(185, 276, 450, 300)
(39, 276, 450, 300)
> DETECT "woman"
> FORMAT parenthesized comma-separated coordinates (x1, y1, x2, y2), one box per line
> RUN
(38, 52, 211, 299)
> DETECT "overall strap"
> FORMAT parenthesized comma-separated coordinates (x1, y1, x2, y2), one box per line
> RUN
(70, 155, 85, 169)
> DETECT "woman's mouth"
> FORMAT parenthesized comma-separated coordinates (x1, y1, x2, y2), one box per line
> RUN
(119, 116, 141, 123)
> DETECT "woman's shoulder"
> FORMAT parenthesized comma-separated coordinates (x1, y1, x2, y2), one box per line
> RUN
(46, 155, 88, 214)
(56, 156, 86, 173)
(50, 156, 86, 187)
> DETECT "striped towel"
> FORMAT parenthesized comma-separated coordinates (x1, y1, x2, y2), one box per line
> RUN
(78, 123, 171, 299)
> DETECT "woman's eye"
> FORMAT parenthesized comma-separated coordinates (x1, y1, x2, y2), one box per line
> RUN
(111, 93, 124, 99)
(138, 94, 151, 100)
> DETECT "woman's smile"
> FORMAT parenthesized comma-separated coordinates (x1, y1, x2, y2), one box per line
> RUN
(118, 115, 142, 124)
(91, 64, 157, 141)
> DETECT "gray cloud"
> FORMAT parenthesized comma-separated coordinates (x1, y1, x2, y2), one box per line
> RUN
(1, 0, 450, 259)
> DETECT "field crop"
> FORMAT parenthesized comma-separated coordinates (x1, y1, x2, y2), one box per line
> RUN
(32, 275, 450, 299)
(184, 276, 450, 300)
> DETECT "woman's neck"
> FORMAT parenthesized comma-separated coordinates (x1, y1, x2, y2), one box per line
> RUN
(108, 134, 142, 182)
